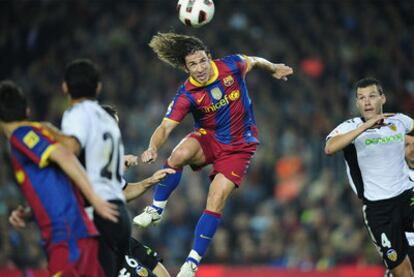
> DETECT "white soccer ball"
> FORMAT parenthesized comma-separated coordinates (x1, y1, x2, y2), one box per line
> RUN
(177, 0, 215, 28)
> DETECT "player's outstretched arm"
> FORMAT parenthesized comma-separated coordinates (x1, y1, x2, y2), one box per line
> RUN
(245, 56, 293, 81)
(9, 205, 32, 228)
(325, 113, 395, 155)
(141, 119, 179, 164)
(49, 144, 119, 222)
(123, 168, 176, 202)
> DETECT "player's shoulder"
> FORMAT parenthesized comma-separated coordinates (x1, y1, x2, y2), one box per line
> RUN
(390, 113, 411, 121)
(219, 54, 244, 64)
(13, 122, 42, 137)
(338, 117, 362, 127)
(11, 122, 48, 146)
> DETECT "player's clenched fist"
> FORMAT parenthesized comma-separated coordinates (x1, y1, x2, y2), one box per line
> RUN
(141, 148, 158, 164)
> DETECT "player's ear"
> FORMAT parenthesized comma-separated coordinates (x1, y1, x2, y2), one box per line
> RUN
(96, 82, 102, 96)
(381, 94, 386, 105)
(62, 82, 69, 95)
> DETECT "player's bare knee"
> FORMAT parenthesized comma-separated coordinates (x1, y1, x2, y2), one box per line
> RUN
(169, 148, 192, 167)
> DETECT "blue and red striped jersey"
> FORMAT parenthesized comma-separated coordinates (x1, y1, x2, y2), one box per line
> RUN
(9, 123, 97, 247)
(164, 54, 259, 145)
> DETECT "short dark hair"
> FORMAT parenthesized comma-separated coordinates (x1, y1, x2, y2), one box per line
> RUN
(101, 104, 118, 120)
(149, 32, 209, 70)
(0, 80, 28, 122)
(354, 77, 384, 96)
(64, 59, 100, 99)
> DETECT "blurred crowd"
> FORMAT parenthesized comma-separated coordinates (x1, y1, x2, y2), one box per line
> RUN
(1, 0, 413, 271)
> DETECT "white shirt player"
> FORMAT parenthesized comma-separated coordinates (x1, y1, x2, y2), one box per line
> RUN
(327, 113, 414, 201)
(406, 167, 414, 247)
(61, 100, 125, 202)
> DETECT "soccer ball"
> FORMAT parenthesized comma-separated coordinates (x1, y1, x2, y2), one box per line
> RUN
(177, 0, 215, 28)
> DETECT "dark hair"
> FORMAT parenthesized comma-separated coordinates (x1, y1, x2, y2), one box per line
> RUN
(101, 104, 118, 120)
(354, 77, 384, 96)
(149, 32, 209, 70)
(64, 59, 100, 99)
(0, 80, 28, 122)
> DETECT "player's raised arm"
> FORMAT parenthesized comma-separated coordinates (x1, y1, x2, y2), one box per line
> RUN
(49, 143, 119, 222)
(244, 56, 293, 81)
(325, 113, 395, 155)
(141, 119, 179, 164)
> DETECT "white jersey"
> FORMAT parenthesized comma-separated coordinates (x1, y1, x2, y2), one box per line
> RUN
(327, 113, 414, 201)
(407, 168, 414, 247)
(62, 100, 125, 202)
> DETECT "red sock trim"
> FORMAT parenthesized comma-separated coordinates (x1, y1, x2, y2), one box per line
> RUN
(164, 160, 183, 171)
(204, 209, 222, 218)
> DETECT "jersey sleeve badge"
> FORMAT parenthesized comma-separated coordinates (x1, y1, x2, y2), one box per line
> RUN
(23, 130, 40, 149)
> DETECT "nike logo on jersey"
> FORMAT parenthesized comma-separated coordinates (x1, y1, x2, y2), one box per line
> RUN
(196, 94, 206, 104)
(200, 234, 212, 240)
(231, 171, 240, 178)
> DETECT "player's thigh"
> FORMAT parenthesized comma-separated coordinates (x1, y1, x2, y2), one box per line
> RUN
(210, 144, 256, 186)
(206, 173, 236, 212)
(169, 136, 205, 166)
(48, 242, 74, 276)
(128, 237, 161, 271)
(390, 255, 413, 277)
(363, 204, 408, 270)
(75, 238, 104, 277)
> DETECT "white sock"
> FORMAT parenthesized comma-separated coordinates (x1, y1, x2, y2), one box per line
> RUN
(188, 250, 202, 265)
(152, 200, 167, 209)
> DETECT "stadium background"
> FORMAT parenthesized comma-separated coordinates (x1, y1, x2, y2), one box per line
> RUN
(0, 0, 413, 276)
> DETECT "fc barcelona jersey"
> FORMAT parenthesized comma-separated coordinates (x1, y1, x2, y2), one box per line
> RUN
(9, 122, 97, 247)
(165, 54, 259, 145)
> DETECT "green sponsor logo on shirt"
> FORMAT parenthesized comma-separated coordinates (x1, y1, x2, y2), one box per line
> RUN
(364, 133, 403, 145)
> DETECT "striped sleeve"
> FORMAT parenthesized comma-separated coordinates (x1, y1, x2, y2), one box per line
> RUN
(164, 90, 191, 123)
(11, 126, 57, 168)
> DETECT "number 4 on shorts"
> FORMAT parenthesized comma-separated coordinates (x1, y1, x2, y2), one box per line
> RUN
(381, 233, 392, 248)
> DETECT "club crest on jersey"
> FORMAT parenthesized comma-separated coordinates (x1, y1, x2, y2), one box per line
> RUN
(388, 124, 397, 131)
(135, 265, 149, 277)
(386, 249, 398, 262)
(228, 90, 240, 101)
(223, 75, 234, 87)
(211, 87, 222, 100)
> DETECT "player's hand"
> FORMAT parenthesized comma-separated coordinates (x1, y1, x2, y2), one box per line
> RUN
(90, 197, 119, 223)
(124, 155, 139, 168)
(271, 63, 293, 81)
(9, 205, 31, 228)
(148, 168, 176, 185)
(364, 113, 395, 129)
(141, 148, 158, 164)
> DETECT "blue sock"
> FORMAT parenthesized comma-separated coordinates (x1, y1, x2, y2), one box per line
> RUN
(152, 162, 182, 213)
(187, 210, 222, 265)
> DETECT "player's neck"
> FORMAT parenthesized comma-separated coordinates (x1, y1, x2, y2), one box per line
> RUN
(70, 97, 96, 106)
(2, 121, 31, 138)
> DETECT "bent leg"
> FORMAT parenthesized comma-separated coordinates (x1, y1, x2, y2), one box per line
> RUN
(152, 137, 205, 209)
